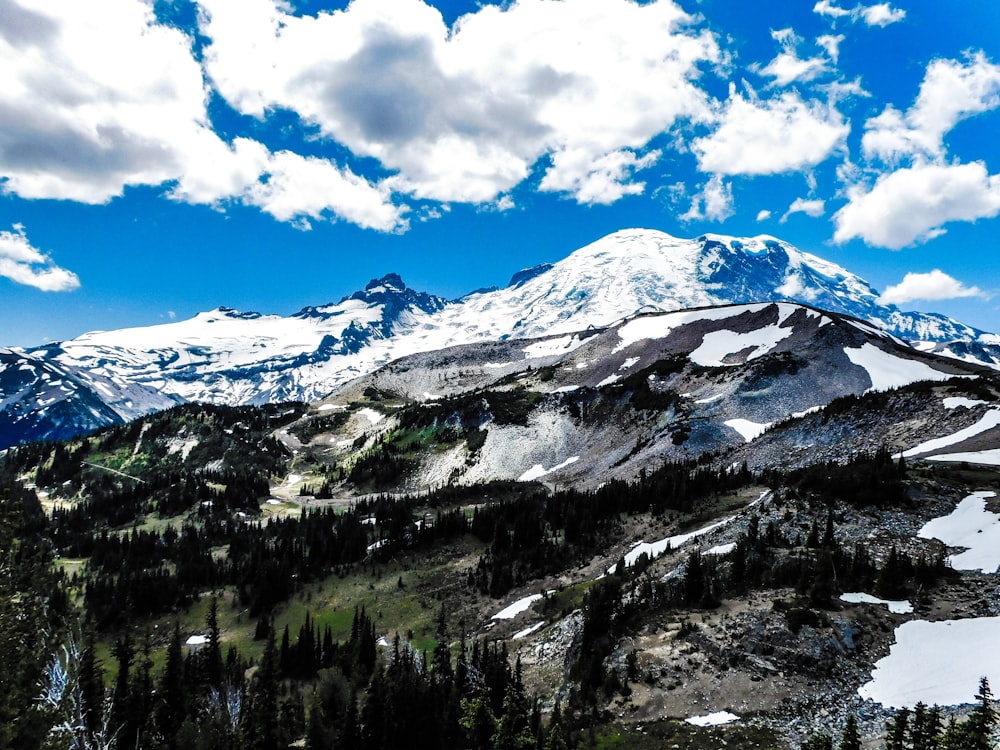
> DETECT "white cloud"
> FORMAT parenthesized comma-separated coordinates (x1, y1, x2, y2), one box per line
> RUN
(198, 0, 719, 206)
(245, 150, 407, 232)
(816, 34, 844, 63)
(813, 1, 905, 26)
(756, 209, 772, 222)
(878, 270, 986, 305)
(0, 225, 80, 292)
(834, 161, 1000, 248)
(539, 148, 661, 205)
(781, 197, 826, 222)
(754, 28, 830, 87)
(863, 53, 1000, 163)
(692, 85, 849, 175)
(858, 3, 906, 27)
(813, 1, 852, 19)
(681, 174, 734, 222)
(0, 0, 402, 231)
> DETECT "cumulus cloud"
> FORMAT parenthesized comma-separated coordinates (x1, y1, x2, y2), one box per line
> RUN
(834, 161, 1000, 248)
(816, 34, 844, 63)
(754, 28, 830, 87)
(863, 53, 1000, 163)
(0, 0, 403, 231)
(813, 1, 905, 26)
(198, 0, 719, 205)
(0, 225, 80, 292)
(878, 270, 986, 305)
(858, 3, 906, 27)
(756, 209, 772, 222)
(680, 174, 734, 222)
(781, 198, 825, 222)
(692, 84, 849, 175)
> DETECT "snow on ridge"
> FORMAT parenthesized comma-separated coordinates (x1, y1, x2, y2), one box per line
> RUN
(898, 410, 1000, 458)
(844, 343, 957, 392)
(512, 622, 545, 640)
(610, 515, 735, 574)
(943, 397, 989, 410)
(689, 324, 793, 367)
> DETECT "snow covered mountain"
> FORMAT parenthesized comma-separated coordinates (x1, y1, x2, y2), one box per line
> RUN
(6, 228, 999, 448)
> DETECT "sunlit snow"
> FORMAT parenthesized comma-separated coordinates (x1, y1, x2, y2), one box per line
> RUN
(918, 491, 1000, 572)
(358, 407, 384, 424)
(844, 343, 956, 392)
(517, 456, 580, 482)
(685, 711, 739, 727)
(492, 593, 551, 620)
(898, 410, 1000, 458)
(926, 449, 1000, 466)
(610, 516, 735, 574)
(859, 617, 1000, 708)
(689, 325, 793, 367)
(839, 592, 912, 614)
(512, 622, 545, 640)
(943, 397, 990, 410)
(724, 418, 771, 442)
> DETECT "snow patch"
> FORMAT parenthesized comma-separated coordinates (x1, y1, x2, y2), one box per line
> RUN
(522, 335, 585, 357)
(689, 325, 793, 367)
(705, 542, 736, 556)
(596, 374, 620, 387)
(517, 456, 580, 482)
(845, 343, 956, 392)
(918, 491, 1000, 572)
(317, 403, 346, 411)
(358, 407, 384, 424)
(610, 516, 735, 574)
(724, 419, 771, 442)
(492, 593, 551, 620)
(860, 617, 1000, 708)
(512, 622, 545, 640)
(898, 410, 1000, 458)
(943, 397, 989, 410)
(925, 449, 1000, 466)
(619, 357, 641, 371)
(695, 393, 725, 404)
(685, 711, 739, 727)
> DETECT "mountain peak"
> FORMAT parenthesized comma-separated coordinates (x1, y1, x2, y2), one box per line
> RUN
(364, 273, 406, 293)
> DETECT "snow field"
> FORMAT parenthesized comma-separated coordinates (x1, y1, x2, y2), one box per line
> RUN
(609, 515, 735, 574)
(688, 325, 793, 367)
(512, 622, 545, 640)
(918, 491, 1000, 572)
(844, 343, 957, 392)
(859, 617, 1000, 708)
(899, 410, 1000, 458)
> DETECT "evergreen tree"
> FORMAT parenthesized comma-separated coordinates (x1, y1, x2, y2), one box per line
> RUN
(205, 596, 224, 687)
(963, 677, 997, 750)
(838, 714, 861, 750)
(158, 622, 187, 744)
(247, 627, 281, 750)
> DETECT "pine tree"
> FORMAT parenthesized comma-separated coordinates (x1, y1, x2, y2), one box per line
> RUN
(838, 713, 861, 750)
(205, 596, 224, 687)
(158, 622, 187, 744)
(247, 627, 281, 750)
(963, 677, 997, 750)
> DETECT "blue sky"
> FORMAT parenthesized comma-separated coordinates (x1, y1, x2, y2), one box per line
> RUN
(2, 0, 1000, 347)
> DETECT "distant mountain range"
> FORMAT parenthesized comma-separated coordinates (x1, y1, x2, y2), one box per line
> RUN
(3, 228, 999, 449)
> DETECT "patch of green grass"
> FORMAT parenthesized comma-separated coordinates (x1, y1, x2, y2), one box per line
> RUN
(538, 579, 601, 618)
